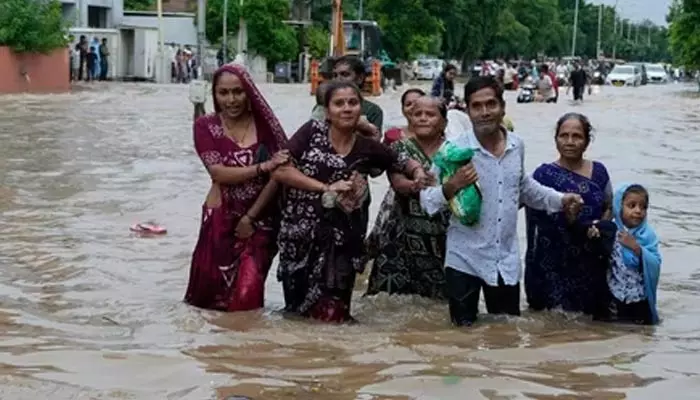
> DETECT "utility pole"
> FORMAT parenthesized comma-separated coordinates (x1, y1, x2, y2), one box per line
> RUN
(359, 0, 363, 19)
(197, 0, 205, 77)
(571, 0, 580, 57)
(647, 26, 651, 46)
(156, 0, 166, 83)
(223, 0, 228, 62)
(635, 24, 639, 44)
(596, 4, 602, 59)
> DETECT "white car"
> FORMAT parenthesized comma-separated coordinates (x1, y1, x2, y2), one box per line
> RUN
(416, 59, 444, 80)
(605, 65, 642, 87)
(644, 63, 669, 83)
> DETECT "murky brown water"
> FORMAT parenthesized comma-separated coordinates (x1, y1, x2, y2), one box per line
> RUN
(1, 81, 700, 399)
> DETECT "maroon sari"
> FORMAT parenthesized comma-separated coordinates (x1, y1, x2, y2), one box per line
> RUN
(185, 64, 287, 312)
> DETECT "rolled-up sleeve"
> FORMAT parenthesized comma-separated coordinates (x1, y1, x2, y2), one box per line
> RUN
(420, 164, 448, 215)
(520, 174, 563, 213)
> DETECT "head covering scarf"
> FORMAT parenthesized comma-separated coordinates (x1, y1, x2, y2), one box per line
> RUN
(211, 64, 287, 153)
(613, 183, 662, 324)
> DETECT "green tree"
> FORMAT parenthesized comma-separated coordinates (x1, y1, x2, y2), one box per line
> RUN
(367, 0, 442, 59)
(305, 25, 330, 59)
(668, 0, 700, 70)
(124, 0, 155, 11)
(0, 0, 68, 53)
(205, 0, 297, 66)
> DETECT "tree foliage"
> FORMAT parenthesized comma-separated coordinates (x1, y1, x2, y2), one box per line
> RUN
(0, 0, 68, 53)
(205, 0, 297, 66)
(299, 0, 669, 64)
(124, 0, 155, 11)
(668, 0, 700, 70)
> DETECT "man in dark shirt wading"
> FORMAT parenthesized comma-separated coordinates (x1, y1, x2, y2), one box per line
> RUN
(567, 62, 589, 103)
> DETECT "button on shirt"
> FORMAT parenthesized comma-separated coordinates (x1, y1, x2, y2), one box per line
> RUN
(420, 130, 564, 287)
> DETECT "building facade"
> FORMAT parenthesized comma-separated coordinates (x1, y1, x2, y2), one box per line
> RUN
(59, 0, 124, 28)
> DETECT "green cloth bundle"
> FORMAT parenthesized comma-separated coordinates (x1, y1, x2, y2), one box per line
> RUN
(432, 141, 482, 226)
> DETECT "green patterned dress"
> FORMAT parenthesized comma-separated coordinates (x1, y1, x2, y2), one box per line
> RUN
(365, 138, 450, 299)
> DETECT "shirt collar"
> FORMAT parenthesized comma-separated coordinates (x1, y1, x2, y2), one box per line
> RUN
(465, 126, 518, 155)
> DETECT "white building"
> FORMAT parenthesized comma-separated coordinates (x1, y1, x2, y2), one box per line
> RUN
(59, 0, 123, 28)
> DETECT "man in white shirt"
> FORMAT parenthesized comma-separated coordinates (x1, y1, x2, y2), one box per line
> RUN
(535, 65, 556, 103)
(503, 64, 517, 90)
(420, 76, 583, 326)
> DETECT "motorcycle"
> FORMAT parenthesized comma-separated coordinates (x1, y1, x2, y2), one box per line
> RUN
(556, 72, 569, 87)
(592, 70, 605, 85)
(516, 81, 537, 103)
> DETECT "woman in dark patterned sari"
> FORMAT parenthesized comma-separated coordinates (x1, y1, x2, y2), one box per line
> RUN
(366, 96, 450, 299)
(273, 82, 429, 323)
(525, 113, 614, 314)
(366, 88, 425, 261)
(185, 64, 289, 312)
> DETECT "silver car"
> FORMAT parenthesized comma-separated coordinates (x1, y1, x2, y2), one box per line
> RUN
(644, 63, 669, 83)
(605, 65, 642, 87)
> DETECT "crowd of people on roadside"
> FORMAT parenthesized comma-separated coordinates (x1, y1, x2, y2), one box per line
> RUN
(183, 56, 662, 327)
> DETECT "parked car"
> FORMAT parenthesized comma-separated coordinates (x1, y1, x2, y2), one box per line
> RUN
(416, 59, 443, 80)
(605, 65, 642, 87)
(628, 62, 648, 85)
(644, 63, 669, 83)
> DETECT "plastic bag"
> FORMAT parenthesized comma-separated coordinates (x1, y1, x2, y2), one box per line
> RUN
(432, 141, 482, 226)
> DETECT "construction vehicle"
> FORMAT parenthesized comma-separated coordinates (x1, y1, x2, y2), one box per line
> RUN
(311, 0, 402, 96)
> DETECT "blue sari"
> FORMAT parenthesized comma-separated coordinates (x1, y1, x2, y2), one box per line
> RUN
(525, 161, 613, 314)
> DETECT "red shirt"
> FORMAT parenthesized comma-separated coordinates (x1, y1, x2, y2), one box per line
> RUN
(547, 71, 559, 94)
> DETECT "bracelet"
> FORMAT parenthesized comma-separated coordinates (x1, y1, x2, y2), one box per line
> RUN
(407, 166, 419, 178)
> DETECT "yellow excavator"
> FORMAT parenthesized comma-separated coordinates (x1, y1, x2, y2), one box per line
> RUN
(313, 0, 401, 96)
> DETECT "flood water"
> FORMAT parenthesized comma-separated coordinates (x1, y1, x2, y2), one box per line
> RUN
(1, 82, 700, 399)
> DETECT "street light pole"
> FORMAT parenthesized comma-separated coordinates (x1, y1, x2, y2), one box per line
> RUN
(571, 0, 580, 57)
(223, 0, 229, 63)
(596, 4, 602, 59)
(156, 0, 166, 83)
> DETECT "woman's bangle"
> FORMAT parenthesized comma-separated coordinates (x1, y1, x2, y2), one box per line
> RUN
(407, 165, 419, 178)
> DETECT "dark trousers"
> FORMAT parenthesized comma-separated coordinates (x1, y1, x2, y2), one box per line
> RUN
(573, 85, 584, 101)
(445, 267, 520, 326)
(100, 59, 108, 80)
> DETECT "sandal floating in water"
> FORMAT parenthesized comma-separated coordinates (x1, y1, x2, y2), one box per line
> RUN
(130, 222, 167, 235)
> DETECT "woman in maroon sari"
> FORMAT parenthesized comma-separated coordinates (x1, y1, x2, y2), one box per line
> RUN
(272, 81, 429, 323)
(185, 64, 289, 312)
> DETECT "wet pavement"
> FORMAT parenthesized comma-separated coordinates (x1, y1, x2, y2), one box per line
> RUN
(1, 81, 700, 399)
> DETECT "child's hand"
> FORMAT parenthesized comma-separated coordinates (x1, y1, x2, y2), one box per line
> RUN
(618, 231, 641, 254)
(587, 225, 600, 238)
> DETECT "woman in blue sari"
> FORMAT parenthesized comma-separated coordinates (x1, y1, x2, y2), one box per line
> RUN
(525, 113, 614, 314)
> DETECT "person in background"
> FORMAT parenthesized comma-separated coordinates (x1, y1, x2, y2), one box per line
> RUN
(332, 55, 383, 140)
(99, 38, 109, 81)
(90, 37, 101, 80)
(430, 64, 457, 103)
(546, 64, 559, 103)
(567, 61, 589, 103)
(535, 65, 556, 103)
(75, 35, 88, 81)
(86, 47, 97, 82)
(420, 76, 584, 327)
(310, 81, 331, 121)
(503, 64, 517, 90)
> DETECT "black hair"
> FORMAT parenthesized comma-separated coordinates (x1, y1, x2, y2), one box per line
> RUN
(463, 76, 505, 107)
(435, 98, 448, 119)
(555, 112, 593, 146)
(333, 55, 366, 77)
(540, 64, 549, 73)
(623, 184, 649, 205)
(400, 88, 425, 106)
(316, 81, 331, 105)
(443, 63, 457, 74)
(323, 81, 363, 108)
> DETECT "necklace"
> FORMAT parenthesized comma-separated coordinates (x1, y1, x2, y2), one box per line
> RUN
(222, 116, 253, 145)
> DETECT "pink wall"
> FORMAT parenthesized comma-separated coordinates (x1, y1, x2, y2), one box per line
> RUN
(0, 46, 70, 94)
